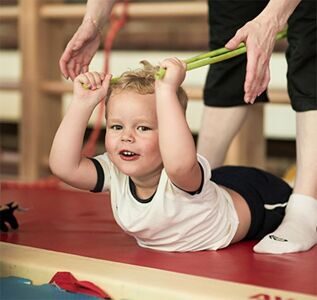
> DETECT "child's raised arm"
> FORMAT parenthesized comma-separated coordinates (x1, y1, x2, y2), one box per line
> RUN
(155, 58, 201, 193)
(49, 72, 111, 190)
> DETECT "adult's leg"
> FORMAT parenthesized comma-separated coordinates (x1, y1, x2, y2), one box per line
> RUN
(294, 111, 317, 197)
(254, 0, 317, 254)
(197, 103, 266, 169)
(254, 112, 317, 254)
(201, 1, 268, 169)
(197, 106, 248, 169)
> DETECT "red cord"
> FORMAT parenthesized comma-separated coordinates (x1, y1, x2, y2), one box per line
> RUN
(1, 1, 129, 190)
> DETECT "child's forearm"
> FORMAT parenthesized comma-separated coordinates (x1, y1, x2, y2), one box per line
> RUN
(49, 100, 95, 186)
(156, 90, 197, 175)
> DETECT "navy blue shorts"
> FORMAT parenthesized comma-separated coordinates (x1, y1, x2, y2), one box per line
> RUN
(204, 0, 316, 112)
(211, 166, 292, 240)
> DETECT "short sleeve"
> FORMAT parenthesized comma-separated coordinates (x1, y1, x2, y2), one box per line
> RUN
(197, 153, 212, 184)
(89, 153, 112, 192)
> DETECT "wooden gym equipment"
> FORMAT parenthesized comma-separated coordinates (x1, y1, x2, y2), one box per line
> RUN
(0, 1, 290, 181)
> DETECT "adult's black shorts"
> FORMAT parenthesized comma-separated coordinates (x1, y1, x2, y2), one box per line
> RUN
(204, 0, 316, 112)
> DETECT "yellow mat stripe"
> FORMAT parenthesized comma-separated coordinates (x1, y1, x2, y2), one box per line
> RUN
(0, 242, 314, 300)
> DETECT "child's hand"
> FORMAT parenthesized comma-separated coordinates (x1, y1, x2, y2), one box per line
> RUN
(155, 58, 186, 92)
(73, 72, 112, 106)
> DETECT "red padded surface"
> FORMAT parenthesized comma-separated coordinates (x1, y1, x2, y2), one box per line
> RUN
(1, 187, 316, 296)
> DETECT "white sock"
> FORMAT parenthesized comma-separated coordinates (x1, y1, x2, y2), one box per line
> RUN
(253, 194, 317, 254)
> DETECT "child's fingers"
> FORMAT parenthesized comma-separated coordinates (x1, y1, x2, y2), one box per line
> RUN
(156, 57, 186, 87)
(84, 72, 98, 89)
(86, 72, 106, 89)
(75, 73, 90, 88)
(170, 57, 184, 65)
(88, 72, 100, 88)
(160, 58, 175, 68)
(160, 57, 185, 69)
(91, 72, 106, 88)
(172, 57, 186, 69)
(75, 72, 108, 91)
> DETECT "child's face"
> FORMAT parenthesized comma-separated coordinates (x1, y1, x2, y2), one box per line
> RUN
(105, 91, 163, 179)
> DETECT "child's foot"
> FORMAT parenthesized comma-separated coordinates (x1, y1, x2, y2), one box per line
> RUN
(253, 194, 317, 254)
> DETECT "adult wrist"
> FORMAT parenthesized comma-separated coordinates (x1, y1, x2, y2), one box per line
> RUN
(259, 0, 301, 32)
(83, 16, 103, 36)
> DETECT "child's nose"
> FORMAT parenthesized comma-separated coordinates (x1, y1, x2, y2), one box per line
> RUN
(121, 130, 134, 142)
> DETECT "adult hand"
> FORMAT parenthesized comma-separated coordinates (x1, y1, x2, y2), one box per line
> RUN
(59, 18, 101, 81)
(225, 19, 279, 103)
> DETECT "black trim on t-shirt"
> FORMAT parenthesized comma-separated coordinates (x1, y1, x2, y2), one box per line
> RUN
(88, 158, 104, 193)
(188, 162, 205, 195)
(88, 157, 204, 197)
(129, 177, 156, 204)
(173, 162, 204, 195)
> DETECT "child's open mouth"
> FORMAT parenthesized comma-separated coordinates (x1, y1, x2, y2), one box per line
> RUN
(119, 150, 140, 161)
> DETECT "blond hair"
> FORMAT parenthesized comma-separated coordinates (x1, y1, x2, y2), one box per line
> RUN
(106, 60, 188, 112)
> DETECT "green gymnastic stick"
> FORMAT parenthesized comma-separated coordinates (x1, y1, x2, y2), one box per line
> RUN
(155, 29, 287, 80)
(184, 29, 287, 65)
(82, 29, 287, 88)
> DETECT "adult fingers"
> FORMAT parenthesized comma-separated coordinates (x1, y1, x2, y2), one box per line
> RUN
(66, 59, 78, 81)
(74, 63, 82, 78)
(244, 48, 259, 103)
(59, 36, 82, 79)
(59, 50, 72, 79)
(244, 46, 269, 103)
(225, 28, 246, 50)
(82, 64, 89, 74)
(257, 67, 270, 98)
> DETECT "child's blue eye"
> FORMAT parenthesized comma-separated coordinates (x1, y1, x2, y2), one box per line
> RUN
(110, 125, 122, 130)
(137, 126, 151, 132)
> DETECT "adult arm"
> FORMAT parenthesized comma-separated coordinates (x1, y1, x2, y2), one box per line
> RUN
(225, 0, 301, 103)
(49, 72, 111, 190)
(155, 58, 202, 193)
(59, 0, 116, 80)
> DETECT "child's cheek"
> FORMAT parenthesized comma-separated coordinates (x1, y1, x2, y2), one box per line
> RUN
(105, 134, 113, 153)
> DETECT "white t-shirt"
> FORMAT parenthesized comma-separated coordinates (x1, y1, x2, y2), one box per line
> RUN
(93, 153, 239, 252)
